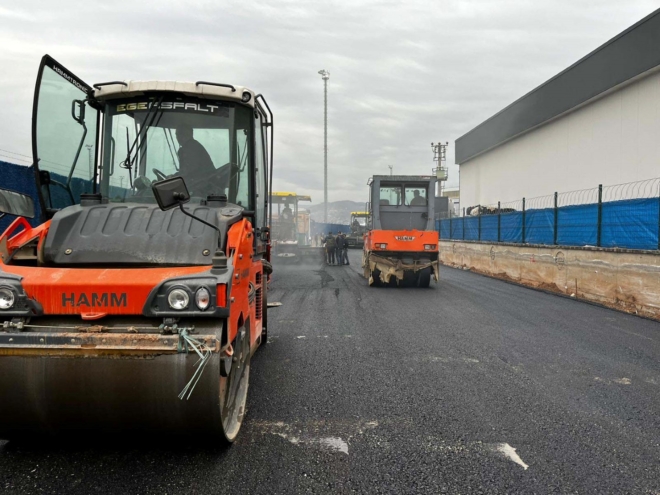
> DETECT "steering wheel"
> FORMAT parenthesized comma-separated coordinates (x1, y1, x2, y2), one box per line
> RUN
(152, 168, 168, 181)
(185, 162, 233, 198)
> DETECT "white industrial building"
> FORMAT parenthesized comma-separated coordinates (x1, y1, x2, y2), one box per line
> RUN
(456, 9, 660, 210)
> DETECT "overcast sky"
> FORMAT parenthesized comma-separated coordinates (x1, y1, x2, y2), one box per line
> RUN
(0, 1, 657, 205)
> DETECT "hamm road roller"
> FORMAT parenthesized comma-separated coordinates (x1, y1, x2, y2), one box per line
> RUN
(0, 55, 274, 442)
(362, 175, 439, 287)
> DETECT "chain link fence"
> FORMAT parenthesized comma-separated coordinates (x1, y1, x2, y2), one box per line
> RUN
(438, 177, 660, 251)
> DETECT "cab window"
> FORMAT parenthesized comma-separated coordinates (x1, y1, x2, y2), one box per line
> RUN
(379, 186, 401, 206)
(405, 186, 427, 206)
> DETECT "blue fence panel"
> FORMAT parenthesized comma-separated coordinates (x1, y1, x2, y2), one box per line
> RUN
(0, 161, 41, 233)
(45, 173, 95, 211)
(601, 198, 659, 250)
(525, 208, 554, 245)
(500, 212, 522, 243)
(557, 204, 598, 246)
(464, 216, 479, 240)
(480, 215, 498, 242)
(439, 219, 450, 239)
(451, 217, 464, 240)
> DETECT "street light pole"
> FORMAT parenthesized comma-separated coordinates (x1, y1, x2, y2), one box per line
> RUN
(431, 141, 448, 196)
(318, 69, 330, 224)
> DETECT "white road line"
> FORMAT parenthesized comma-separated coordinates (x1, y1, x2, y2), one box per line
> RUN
(254, 419, 379, 456)
(496, 443, 529, 470)
(318, 437, 349, 455)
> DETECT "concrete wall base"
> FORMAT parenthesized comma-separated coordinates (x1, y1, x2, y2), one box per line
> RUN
(440, 241, 660, 321)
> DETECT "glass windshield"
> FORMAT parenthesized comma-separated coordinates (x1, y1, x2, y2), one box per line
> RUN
(100, 97, 252, 207)
(352, 215, 367, 226)
(35, 64, 98, 210)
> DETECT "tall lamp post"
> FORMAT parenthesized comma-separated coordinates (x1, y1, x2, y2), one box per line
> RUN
(318, 69, 330, 224)
(431, 141, 448, 197)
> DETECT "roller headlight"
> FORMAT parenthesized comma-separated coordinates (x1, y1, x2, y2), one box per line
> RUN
(0, 287, 15, 310)
(167, 288, 189, 310)
(424, 244, 436, 250)
(195, 287, 211, 311)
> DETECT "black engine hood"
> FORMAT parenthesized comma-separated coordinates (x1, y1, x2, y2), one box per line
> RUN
(43, 202, 243, 266)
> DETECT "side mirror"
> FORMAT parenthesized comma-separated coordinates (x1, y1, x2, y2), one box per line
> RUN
(151, 177, 190, 211)
(71, 99, 86, 125)
(0, 188, 36, 219)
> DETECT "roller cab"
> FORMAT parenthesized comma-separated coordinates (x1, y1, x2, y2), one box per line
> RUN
(362, 175, 439, 287)
(0, 55, 274, 441)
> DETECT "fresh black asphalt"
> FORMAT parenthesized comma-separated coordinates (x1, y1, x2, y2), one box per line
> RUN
(1, 249, 659, 493)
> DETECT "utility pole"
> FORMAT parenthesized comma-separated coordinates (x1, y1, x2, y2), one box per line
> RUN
(318, 69, 330, 224)
(86, 144, 94, 177)
(388, 165, 393, 176)
(431, 142, 448, 197)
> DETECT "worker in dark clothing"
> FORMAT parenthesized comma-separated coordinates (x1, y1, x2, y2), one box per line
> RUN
(280, 204, 295, 240)
(335, 232, 345, 265)
(339, 233, 350, 265)
(176, 126, 216, 185)
(324, 231, 336, 265)
(410, 189, 426, 206)
(281, 205, 293, 221)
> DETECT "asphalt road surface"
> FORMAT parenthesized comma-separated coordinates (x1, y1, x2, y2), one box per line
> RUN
(1, 250, 660, 494)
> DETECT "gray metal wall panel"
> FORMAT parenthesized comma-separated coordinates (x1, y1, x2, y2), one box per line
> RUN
(456, 8, 660, 164)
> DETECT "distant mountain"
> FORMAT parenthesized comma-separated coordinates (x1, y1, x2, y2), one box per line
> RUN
(305, 200, 365, 224)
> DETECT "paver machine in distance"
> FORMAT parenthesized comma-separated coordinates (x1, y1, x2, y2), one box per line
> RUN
(363, 175, 439, 287)
(270, 192, 321, 262)
(345, 211, 370, 249)
(0, 55, 274, 442)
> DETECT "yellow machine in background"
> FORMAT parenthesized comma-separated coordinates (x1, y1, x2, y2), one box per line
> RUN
(270, 192, 321, 262)
(346, 211, 370, 248)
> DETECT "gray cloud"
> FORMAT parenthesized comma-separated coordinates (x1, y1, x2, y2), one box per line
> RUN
(0, 0, 656, 204)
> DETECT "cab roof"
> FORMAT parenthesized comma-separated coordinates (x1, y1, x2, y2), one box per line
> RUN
(93, 80, 256, 108)
(271, 192, 312, 203)
(372, 175, 433, 182)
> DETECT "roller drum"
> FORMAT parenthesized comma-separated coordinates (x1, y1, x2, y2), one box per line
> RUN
(0, 353, 225, 438)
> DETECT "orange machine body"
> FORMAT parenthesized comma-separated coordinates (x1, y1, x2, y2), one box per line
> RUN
(0, 216, 264, 352)
(364, 229, 438, 254)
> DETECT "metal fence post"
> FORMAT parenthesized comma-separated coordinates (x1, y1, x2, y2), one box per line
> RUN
(497, 201, 501, 243)
(463, 208, 466, 240)
(522, 197, 526, 244)
(450, 216, 453, 239)
(478, 205, 482, 241)
(597, 184, 603, 247)
(553, 192, 558, 245)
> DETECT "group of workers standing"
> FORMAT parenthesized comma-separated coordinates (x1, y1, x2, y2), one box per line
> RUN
(323, 232, 349, 266)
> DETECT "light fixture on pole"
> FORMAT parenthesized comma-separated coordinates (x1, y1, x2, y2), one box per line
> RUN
(431, 141, 448, 196)
(318, 69, 330, 224)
